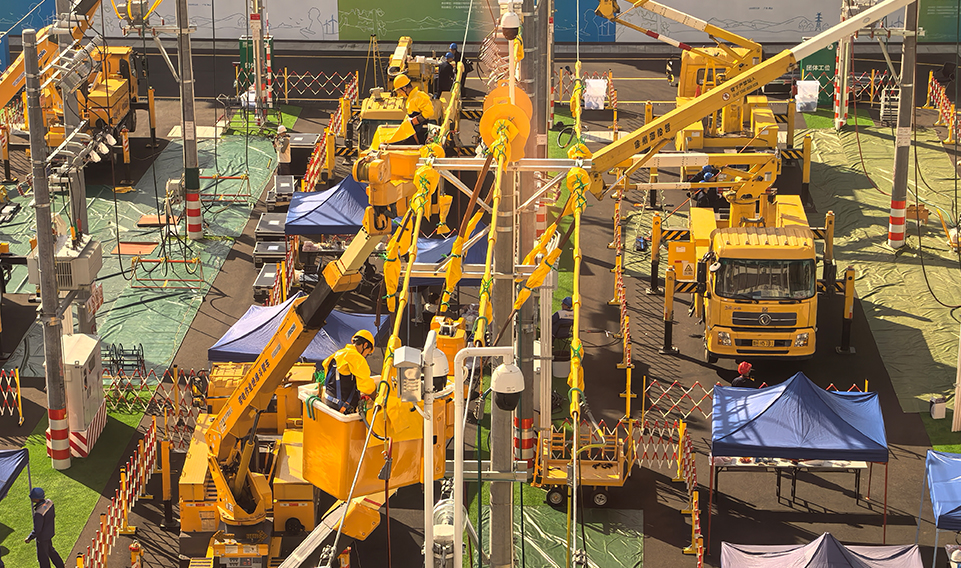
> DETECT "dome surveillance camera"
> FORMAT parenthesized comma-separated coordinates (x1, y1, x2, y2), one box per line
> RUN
(490, 363, 524, 411)
(500, 11, 520, 41)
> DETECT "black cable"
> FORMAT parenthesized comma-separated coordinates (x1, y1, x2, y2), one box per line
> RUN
(912, 84, 961, 311)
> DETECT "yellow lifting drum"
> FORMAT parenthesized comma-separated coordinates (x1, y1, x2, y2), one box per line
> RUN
(297, 382, 452, 501)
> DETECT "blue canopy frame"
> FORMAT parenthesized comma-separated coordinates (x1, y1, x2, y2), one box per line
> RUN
(285, 174, 368, 236)
(208, 293, 389, 364)
(712, 372, 888, 462)
(709, 372, 890, 553)
(0, 448, 29, 504)
(917, 450, 961, 567)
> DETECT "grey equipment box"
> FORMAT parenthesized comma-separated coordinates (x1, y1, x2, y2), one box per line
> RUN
(253, 263, 279, 303)
(266, 175, 296, 212)
(289, 133, 321, 177)
(255, 212, 287, 241)
(253, 240, 287, 268)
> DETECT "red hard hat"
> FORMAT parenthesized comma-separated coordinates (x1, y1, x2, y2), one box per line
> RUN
(738, 361, 752, 375)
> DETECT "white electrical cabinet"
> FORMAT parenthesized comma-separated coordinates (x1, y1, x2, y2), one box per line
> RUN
(27, 235, 103, 290)
(61, 333, 104, 434)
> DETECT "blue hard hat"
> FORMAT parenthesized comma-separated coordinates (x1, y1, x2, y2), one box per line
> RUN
(702, 165, 712, 171)
(703, 172, 714, 181)
(29, 487, 44, 500)
(445, 51, 455, 60)
(562, 296, 573, 308)
(450, 43, 458, 50)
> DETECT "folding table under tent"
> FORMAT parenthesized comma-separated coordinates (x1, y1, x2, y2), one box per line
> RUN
(722, 532, 921, 567)
(710, 372, 890, 553)
(208, 293, 389, 364)
(284, 174, 368, 236)
(917, 450, 961, 567)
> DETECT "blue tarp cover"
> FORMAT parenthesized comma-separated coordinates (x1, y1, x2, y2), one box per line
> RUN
(208, 293, 388, 364)
(925, 450, 961, 531)
(712, 372, 888, 462)
(285, 174, 368, 235)
(410, 224, 488, 286)
(0, 448, 28, 503)
(721, 533, 921, 567)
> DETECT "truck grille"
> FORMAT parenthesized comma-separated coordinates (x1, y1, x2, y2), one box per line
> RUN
(731, 312, 797, 327)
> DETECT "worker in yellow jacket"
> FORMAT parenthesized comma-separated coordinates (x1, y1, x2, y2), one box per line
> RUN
(322, 329, 376, 413)
(393, 74, 437, 145)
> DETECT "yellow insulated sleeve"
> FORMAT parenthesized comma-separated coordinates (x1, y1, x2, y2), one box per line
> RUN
(566, 167, 590, 419)
(440, 211, 483, 313)
(374, 165, 439, 408)
(473, 156, 506, 346)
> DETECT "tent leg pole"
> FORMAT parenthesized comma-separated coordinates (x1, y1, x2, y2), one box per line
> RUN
(867, 462, 873, 500)
(933, 528, 939, 568)
(707, 463, 714, 556)
(916, 472, 925, 545)
(883, 462, 888, 545)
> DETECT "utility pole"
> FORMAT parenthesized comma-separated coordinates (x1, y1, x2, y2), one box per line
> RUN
(516, 0, 549, 483)
(176, 0, 203, 240)
(887, 1, 917, 249)
(25, 29, 71, 471)
(56, 0, 94, 334)
(490, 6, 522, 565)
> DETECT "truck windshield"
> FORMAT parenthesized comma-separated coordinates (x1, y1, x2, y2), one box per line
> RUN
(714, 258, 816, 300)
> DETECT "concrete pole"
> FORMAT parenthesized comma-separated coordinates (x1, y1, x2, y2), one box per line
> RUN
(55, 0, 88, 236)
(453, 347, 512, 568)
(887, 1, 917, 249)
(490, 18, 519, 564)
(56, 0, 94, 334)
(25, 29, 71, 470)
(249, 0, 265, 121)
(176, 0, 203, 240)
(490, 173, 515, 567)
(516, 0, 546, 479)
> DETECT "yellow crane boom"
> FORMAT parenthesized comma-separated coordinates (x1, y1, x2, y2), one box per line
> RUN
(0, 0, 103, 112)
(588, 0, 915, 197)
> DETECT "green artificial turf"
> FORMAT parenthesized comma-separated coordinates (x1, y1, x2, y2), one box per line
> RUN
(802, 107, 873, 129)
(920, 411, 961, 453)
(227, 104, 301, 135)
(0, 411, 143, 567)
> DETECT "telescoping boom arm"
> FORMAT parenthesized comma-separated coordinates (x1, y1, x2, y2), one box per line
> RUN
(0, 0, 103, 111)
(587, 0, 916, 197)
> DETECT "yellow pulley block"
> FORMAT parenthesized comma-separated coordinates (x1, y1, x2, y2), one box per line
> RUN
(483, 85, 533, 121)
(421, 142, 446, 159)
(479, 103, 531, 162)
(566, 167, 591, 194)
(413, 165, 440, 197)
(567, 142, 591, 160)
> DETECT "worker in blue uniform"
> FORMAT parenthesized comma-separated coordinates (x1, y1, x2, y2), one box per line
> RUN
(25, 487, 65, 568)
(322, 329, 377, 413)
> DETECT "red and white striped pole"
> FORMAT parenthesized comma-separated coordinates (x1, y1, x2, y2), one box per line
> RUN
(48, 408, 72, 469)
(265, 35, 274, 110)
(513, 416, 534, 472)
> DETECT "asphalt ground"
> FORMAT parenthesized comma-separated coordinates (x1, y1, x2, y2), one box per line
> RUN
(1, 44, 958, 568)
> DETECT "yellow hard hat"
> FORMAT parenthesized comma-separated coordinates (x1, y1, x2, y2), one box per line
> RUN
(353, 329, 375, 347)
(393, 74, 411, 91)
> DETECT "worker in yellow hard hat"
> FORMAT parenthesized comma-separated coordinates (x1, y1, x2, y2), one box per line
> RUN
(322, 329, 377, 413)
(393, 73, 437, 145)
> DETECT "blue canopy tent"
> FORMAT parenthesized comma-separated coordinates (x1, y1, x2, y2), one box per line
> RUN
(917, 450, 961, 566)
(709, 372, 890, 552)
(410, 224, 489, 286)
(0, 448, 29, 503)
(208, 293, 389, 364)
(285, 174, 368, 235)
